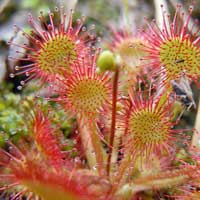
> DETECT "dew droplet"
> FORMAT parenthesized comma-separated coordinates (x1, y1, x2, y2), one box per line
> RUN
(76, 19, 81, 24)
(91, 46, 96, 51)
(97, 37, 101, 42)
(25, 72, 30, 76)
(91, 24, 95, 29)
(129, 43, 133, 48)
(17, 85, 22, 90)
(9, 73, 15, 78)
(10, 130, 17, 135)
(20, 81, 25, 85)
(70, 9, 74, 14)
(9, 146, 13, 151)
(82, 26, 86, 32)
(15, 66, 19, 70)
(73, 140, 77, 145)
(74, 157, 80, 163)
(92, 166, 97, 171)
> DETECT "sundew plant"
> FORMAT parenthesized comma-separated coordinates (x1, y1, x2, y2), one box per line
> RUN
(1, 1, 200, 200)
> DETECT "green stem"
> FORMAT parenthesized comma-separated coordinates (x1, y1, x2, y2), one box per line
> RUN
(112, 152, 132, 191)
(122, 0, 129, 26)
(116, 167, 193, 199)
(109, 129, 122, 178)
(192, 98, 200, 148)
(78, 115, 106, 176)
(77, 117, 97, 173)
(88, 119, 107, 176)
(111, 102, 132, 185)
(107, 67, 119, 176)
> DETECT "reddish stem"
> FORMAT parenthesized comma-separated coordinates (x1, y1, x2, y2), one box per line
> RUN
(107, 67, 119, 176)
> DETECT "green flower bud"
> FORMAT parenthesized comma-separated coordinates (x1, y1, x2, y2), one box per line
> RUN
(97, 50, 116, 71)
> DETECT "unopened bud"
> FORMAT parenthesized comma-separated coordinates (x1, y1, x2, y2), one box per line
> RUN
(97, 50, 116, 72)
